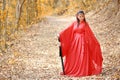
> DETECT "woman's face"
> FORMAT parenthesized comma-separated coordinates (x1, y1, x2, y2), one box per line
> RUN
(77, 13, 85, 21)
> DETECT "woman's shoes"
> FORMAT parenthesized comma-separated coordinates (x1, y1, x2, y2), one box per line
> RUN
(60, 72, 64, 75)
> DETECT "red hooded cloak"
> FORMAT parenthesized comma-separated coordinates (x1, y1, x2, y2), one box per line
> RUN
(59, 21, 103, 77)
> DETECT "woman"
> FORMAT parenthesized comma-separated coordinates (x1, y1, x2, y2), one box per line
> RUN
(58, 10, 103, 77)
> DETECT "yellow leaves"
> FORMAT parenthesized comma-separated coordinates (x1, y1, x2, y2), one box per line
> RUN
(6, 26, 11, 35)
(112, 72, 120, 79)
(0, 10, 7, 22)
(41, 0, 45, 3)
(13, 50, 21, 58)
(6, 41, 11, 46)
(0, 52, 3, 57)
(0, 38, 7, 52)
(0, 39, 5, 46)
(7, 58, 16, 65)
(9, 34, 16, 40)
(0, 26, 5, 33)
(8, 7, 15, 15)
(7, 50, 21, 65)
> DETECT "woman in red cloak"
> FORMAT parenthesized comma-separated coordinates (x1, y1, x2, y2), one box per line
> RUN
(58, 11, 103, 77)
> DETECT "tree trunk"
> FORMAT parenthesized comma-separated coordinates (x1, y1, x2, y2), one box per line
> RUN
(2, 0, 7, 51)
(16, 0, 25, 31)
(26, 0, 29, 25)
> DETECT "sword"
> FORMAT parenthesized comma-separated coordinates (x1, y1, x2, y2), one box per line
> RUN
(58, 37, 65, 75)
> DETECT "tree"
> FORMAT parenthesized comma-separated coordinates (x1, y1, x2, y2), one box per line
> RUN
(16, 0, 25, 31)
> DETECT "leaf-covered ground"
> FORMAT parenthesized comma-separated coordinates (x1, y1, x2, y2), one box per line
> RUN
(0, 12, 120, 80)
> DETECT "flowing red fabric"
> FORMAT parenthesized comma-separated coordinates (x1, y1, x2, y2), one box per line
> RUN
(59, 21, 103, 77)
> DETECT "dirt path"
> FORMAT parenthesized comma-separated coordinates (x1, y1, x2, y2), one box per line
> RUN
(9, 16, 78, 80)
(1, 14, 119, 80)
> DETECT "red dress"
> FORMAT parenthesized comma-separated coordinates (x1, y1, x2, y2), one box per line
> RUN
(59, 21, 103, 77)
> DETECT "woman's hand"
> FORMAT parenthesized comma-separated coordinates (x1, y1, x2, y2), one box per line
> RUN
(57, 34, 60, 42)
(57, 34, 59, 38)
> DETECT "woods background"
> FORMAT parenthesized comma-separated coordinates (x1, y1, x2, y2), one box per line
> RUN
(0, 0, 120, 80)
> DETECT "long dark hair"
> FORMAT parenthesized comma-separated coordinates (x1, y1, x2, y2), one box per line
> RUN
(76, 10, 86, 27)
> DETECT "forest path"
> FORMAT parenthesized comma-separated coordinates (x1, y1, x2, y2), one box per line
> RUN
(1, 13, 118, 80)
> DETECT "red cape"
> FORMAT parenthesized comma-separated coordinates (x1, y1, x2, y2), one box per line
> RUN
(59, 21, 103, 77)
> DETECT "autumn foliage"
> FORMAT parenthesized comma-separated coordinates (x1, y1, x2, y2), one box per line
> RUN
(0, 0, 54, 53)
(1, 0, 108, 52)
(0, 0, 120, 79)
